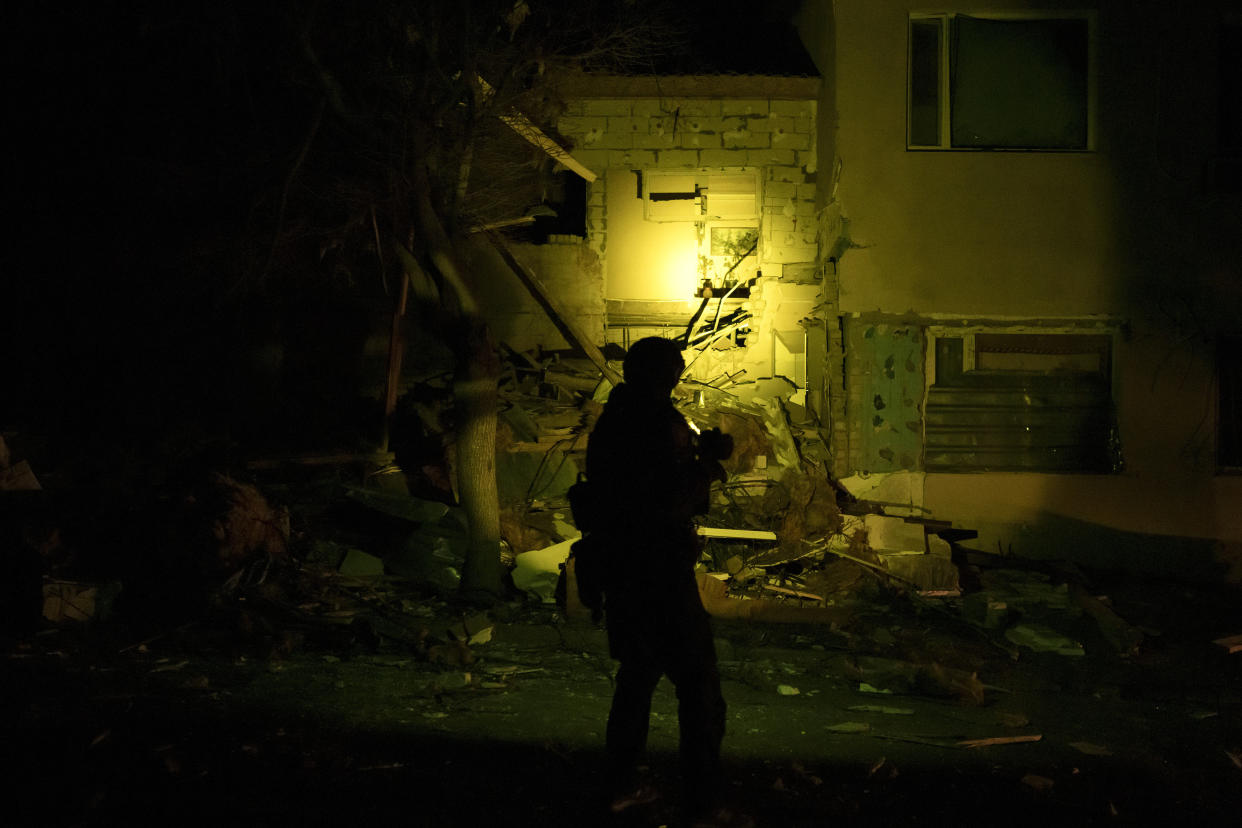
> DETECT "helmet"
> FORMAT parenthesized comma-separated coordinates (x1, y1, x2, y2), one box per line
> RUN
(622, 337, 685, 395)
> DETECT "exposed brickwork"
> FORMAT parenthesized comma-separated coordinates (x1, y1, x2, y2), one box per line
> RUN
(558, 96, 820, 277)
(559, 91, 846, 467)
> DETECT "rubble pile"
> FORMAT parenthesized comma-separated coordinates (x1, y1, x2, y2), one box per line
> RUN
(4, 345, 1238, 707)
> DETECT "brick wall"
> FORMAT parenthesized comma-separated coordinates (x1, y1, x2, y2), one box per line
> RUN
(557, 85, 858, 472)
(557, 96, 819, 272)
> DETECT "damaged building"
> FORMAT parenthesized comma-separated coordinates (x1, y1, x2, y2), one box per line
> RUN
(451, 0, 1241, 586)
(6, 2, 1242, 825)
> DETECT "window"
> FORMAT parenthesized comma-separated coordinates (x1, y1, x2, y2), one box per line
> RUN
(925, 329, 1120, 472)
(908, 12, 1094, 150)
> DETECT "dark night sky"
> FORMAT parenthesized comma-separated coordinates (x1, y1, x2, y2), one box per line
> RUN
(5, 1, 814, 449)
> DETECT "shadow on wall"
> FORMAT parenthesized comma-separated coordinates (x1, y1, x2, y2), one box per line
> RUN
(962, 511, 1234, 584)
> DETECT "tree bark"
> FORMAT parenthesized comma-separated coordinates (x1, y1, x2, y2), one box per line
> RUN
(411, 161, 503, 602)
(453, 317, 503, 602)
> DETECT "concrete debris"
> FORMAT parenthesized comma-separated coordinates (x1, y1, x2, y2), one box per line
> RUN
(848, 656, 986, 705)
(43, 580, 120, 624)
(512, 539, 574, 603)
(864, 514, 926, 556)
(839, 471, 925, 517)
(826, 721, 871, 733)
(1021, 773, 1055, 792)
(1, 459, 41, 491)
(1005, 623, 1085, 656)
(879, 553, 961, 594)
(338, 549, 385, 577)
(208, 473, 290, 572)
(344, 486, 450, 523)
(1069, 741, 1113, 756)
(1070, 585, 1143, 656)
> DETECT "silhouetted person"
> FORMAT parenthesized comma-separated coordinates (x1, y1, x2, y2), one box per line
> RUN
(577, 336, 750, 828)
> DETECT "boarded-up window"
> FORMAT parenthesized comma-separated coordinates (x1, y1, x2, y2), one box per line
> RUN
(925, 332, 1118, 472)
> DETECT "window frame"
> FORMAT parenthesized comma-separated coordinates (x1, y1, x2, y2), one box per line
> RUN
(923, 323, 1122, 473)
(907, 10, 1099, 152)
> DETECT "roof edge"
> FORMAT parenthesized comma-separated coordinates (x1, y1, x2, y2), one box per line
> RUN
(553, 73, 820, 100)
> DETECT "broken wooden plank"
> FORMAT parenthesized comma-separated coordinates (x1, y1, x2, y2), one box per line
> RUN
(1213, 633, 1242, 654)
(247, 452, 394, 469)
(696, 526, 779, 541)
(477, 76, 597, 182)
(957, 734, 1042, 749)
(762, 584, 824, 602)
(491, 238, 622, 387)
(1070, 583, 1144, 656)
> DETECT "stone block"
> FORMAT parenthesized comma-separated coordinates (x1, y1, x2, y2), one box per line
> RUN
(783, 263, 817, 283)
(722, 129, 770, 149)
(748, 148, 797, 166)
(795, 116, 815, 134)
(772, 131, 812, 151)
(680, 131, 722, 148)
(770, 99, 816, 118)
(699, 148, 750, 167)
(748, 115, 795, 134)
(654, 149, 700, 168)
(880, 553, 961, 593)
(766, 214, 796, 233)
(768, 165, 805, 183)
(682, 118, 711, 133)
(865, 514, 926, 555)
(607, 116, 650, 133)
(650, 116, 677, 134)
(557, 115, 608, 135)
(796, 183, 817, 200)
(799, 150, 818, 173)
(721, 99, 770, 116)
(610, 149, 656, 167)
(633, 132, 678, 149)
(795, 199, 817, 217)
(591, 131, 635, 149)
(764, 181, 797, 199)
(582, 100, 633, 117)
(766, 244, 819, 264)
(631, 98, 671, 117)
(569, 149, 611, 172)
(665, 99, 722, 116)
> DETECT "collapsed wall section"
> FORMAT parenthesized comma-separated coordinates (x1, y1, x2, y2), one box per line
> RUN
(554, 78, 837, 429)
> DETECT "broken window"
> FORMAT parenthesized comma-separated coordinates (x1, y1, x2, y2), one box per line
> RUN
(700, 224, 759, 297)
(908, 12, 1093, 150)
(925, 329, 1119, 472)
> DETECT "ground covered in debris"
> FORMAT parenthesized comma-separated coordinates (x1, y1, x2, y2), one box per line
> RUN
(7, 564, 1242, 827)
(5, 357, 1242, 826)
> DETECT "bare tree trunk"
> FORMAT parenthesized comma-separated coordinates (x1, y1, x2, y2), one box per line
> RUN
(412, 161, 503, 602)
(453, 317, 503, 601)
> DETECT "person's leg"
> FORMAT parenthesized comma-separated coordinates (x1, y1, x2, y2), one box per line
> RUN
(666, 603, 727, 816)
(606, 659, 663, 795)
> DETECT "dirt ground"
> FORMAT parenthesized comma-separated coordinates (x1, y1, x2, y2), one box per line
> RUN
(6, 576, 1241, 828)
